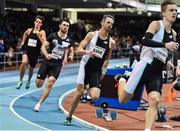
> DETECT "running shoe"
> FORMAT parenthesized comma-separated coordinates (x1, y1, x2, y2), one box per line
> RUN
(114, 74, 130, 81)
(25, 81, 30, 89)
(103, 111, 112, 122)
(64, 117, 72, 126)
(34, 103, 41, 112)
(16, 81, 22, 89)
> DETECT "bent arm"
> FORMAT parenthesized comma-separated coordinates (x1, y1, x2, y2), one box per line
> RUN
(141, 21, 165, 47)
(19, 29, 31, 47)
(77, 32, 94, 55)
(41, 41, 49, 58)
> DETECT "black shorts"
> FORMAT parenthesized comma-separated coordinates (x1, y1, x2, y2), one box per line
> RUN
(23, 50, 38, 68)
(37, 61, 63, 80)
(137, 59, 164, 94)
(84, 68, 101, 88)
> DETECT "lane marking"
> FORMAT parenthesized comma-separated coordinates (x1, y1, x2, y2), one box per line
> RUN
(58, 89, 109, 131)
(10, 88, 50, 131)
(9, 80, 76, 131)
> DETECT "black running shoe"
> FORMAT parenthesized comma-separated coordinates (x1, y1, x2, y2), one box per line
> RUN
(64, 117, 72, 126)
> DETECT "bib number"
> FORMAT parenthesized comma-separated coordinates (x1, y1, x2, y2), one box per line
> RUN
(52, 48, 64, 60)
(27, 38, 37, 47)
(92, 45, 105, 58)
(154, 48, 168, 63)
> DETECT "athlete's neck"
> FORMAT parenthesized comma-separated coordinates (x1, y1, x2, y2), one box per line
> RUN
(163, 19, 173, 33)
(98, 29, 109, 40)
(58, 30, 67, 39)
(34, 27, 40, 31)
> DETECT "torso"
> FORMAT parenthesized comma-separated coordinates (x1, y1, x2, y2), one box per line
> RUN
(24, 28, 42, 56)
(46, 32, 73, 64)
(85, 35, 110, 72)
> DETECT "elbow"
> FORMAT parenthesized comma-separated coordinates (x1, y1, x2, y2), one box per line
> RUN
(76, 47, 82, 54)
(141, 38, 146, 46)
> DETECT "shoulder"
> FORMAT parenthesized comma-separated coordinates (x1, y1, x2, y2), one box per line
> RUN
(146, 20, 160, 34)
(150, 20, 160, 26)
(86, 31, 95, 39)
(26, 28, 33, 34)
(149, 20, 160, 29)
(172, 29, 177, 37)
(40, 29, 46, 34)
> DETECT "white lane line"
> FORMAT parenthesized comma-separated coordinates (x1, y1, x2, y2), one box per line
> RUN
(9, 80, 76, 131)
(9, 88, 51, 131)
(58, 89, 109, 131)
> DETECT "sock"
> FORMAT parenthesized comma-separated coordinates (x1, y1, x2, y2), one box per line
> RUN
(144, 129, 151, 131)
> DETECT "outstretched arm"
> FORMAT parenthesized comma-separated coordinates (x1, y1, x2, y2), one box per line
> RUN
(77, 32, 95, 57)
(18, 28, 31, 48)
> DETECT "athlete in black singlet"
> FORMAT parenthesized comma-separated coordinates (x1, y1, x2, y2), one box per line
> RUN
(17, 15, 46, 89)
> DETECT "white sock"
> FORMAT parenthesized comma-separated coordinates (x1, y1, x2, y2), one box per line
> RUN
(144, 129, 151, 131)
(124, 59, 148, 94)
(119, 77, 126, 82)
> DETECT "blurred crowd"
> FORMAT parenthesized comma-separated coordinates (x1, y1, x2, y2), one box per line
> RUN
(1, 10, 174, 68)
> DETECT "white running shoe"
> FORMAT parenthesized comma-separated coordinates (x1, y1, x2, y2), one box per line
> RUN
(34, 103, 41, 112)
(103, 112, 112, 122)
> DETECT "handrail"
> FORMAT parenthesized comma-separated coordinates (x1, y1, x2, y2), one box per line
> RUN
(0, 47, 135, 71)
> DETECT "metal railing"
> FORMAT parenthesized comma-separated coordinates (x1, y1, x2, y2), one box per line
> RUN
(0, 48, 134, 71)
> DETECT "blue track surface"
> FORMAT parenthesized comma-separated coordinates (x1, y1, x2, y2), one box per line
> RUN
(0, 59, 129, 130)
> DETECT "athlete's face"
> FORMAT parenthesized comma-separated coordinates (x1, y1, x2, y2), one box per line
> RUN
(34, 18, 43, 29)
(162, 4, 177, 23)
(59, 21, 69, 34)
(101, 17, 114, 32)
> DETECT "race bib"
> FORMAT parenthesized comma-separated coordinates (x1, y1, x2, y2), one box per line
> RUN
(52, 47, 64, 60)
(154, 48, 168, 63)
(27, 38, 37, 47)
(92, 45, 106, 58)
(62, 41, 70, 47)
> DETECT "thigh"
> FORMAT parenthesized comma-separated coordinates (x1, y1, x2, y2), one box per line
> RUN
(146, 78, 162, 94)
(89, 72, 100, 88)
(48, 64, 62, 79)
(28, 56, 38, 68)
(37, 61, 48, 80)
(22, 54, 28, 64)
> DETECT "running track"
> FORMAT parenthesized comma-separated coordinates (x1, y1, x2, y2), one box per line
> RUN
(0, 59, 128, 130)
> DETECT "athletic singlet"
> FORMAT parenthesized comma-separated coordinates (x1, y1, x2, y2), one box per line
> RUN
(140, 20, 174, 64)
(85, 35, 110, 72)
(45, 32, 73, 64)
(24, 28, 42, 56)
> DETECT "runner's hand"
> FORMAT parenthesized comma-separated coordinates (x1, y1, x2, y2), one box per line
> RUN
(46, 54, 52, 60)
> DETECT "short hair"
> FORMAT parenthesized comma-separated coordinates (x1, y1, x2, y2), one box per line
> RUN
(59, 18, 70, 26)
(161, 0, 176, 12)
(35, 15, 45, 23)
(102, 15, 115, 22)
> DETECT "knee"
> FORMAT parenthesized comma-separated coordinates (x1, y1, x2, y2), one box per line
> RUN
(47, 77, 56, 88)
(148, 95, 160, 108)
(91, 94, 100, 101)
(36, 79, 44, 88)
(118, 90, 131, 104)
(21, 61, 27, 66)
(118, 97, 126, 104)
(89, 88, 100, 101)
(118, 97, 129, 104)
